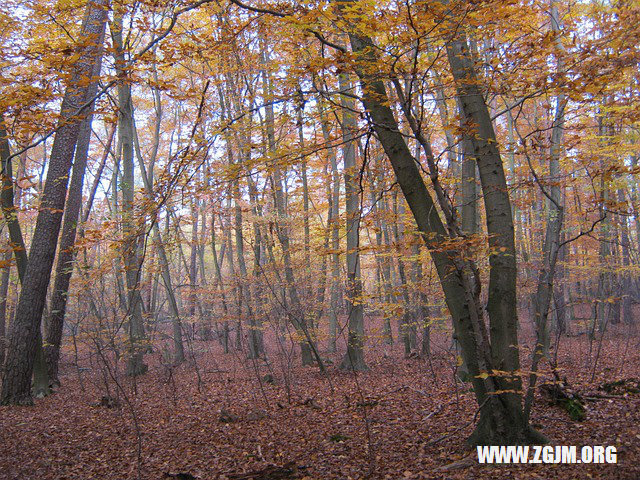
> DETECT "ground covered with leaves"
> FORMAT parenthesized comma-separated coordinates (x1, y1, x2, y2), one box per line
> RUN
(1, 326, 639, 480)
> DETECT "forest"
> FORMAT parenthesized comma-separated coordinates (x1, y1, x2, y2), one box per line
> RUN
(0, 0, 639, 478)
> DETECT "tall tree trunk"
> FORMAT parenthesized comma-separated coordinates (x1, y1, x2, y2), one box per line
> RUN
(112, 12, 148, 376)
(45, 50, 106, 384)
(296, 89, 311, 294)
(338, 73, 367, 371)
(523, 1, 568, 420)
(1, 0, 109, 404)
(336, 0, 545, 444)
(319, 102, 341, 352)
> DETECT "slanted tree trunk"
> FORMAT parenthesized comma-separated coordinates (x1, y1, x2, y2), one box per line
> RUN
(336, 0, 545, 445)
(1, 0, 109, 405)
(45, 48, 106, 385)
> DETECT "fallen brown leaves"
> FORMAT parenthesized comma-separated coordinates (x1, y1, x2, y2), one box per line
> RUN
(0, 326, 639, 480)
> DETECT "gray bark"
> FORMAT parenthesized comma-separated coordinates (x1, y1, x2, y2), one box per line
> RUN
(112, 13, 148, 376)
(336, 0, 544, 444)
(338, 73, 367, 371)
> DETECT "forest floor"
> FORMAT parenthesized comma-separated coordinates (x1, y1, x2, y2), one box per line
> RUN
(1, 321, 639, 480)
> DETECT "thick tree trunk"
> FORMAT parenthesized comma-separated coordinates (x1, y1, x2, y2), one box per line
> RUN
(1, 0, 109, 405)
(446, 26, 543, 445)
(45, 50, 105, 384)
(337, 0, 544, 444)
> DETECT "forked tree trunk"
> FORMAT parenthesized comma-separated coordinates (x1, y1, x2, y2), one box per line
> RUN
(446, 20, 545, 446)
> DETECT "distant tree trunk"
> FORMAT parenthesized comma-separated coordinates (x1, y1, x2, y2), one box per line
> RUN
(338, 73, 367, 371)
(233, 175, 263, 358)
(319, 102, 340, 352)
(377, 161, 395, 345)
(365, 155, 393, 345)
(618, 188, 633, 324)
(262, 44, 322, 369)
(219, 85, 264, 359)
(134, 148, 186, 365)
(189, 199, 200, 318)
(211, 212, 230, 352)
(1, 0, 109, 405)
(296, 89, 311, 294)
(246, 174, 266, 347)
(223, 207, 242, 351)
(596, 114, 616, 331)
(392, 191, 416, 357)
(411, 242, 431, 358)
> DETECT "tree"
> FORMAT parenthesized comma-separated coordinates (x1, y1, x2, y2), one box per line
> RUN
(335, 0, 545, 444)
(45, 44, 106, 385)
(112, 10, 151, 376)
(1, 0, 109, 405)
(338, 73, 367, 371)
